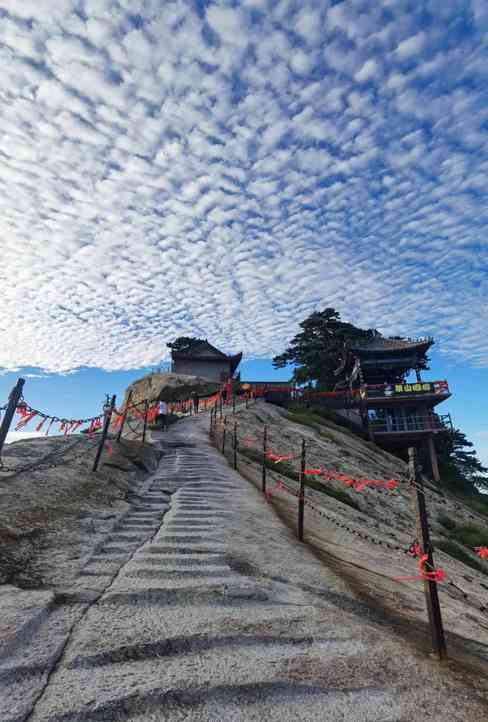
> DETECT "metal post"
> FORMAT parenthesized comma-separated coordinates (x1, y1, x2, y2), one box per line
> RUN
(409, 447, 447, 660)
(232, 395, 236, 415)
(262, 424, 267, 494)
(219, 394, 223, 419)
(93, 395, 116, 472)
(245, 394, 248, 409)
(298, 438, 306, 542)
(116, 390, 132, 442)
(222, 416, 227, 454)
(233, 421, 237, 470)
(142, 399, 149, 443)
(0, 378, 25, 460)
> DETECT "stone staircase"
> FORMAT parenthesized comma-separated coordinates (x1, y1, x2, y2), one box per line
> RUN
(1, 417, 486, 721)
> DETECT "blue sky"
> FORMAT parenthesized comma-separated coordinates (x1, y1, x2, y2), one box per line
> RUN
(0, 1, 487, 460)
(2, 349, 488, 466)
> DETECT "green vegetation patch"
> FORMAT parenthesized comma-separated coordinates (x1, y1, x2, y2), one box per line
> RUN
(303, 476, 361, 511)
(309, 407, 365, 441)
(455, 496, 488, 518)
(286, 410, 327, 431)
(238, 446, 300, 481)
(437, 513, 457, 532)
(434, 539, 487, 576)
(238, 445, 359, 509)
(450, 523, 488, 548)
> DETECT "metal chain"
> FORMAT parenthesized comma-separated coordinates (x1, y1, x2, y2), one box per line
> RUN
(216, 407, 488, 614)
(0, 436, 87, 478)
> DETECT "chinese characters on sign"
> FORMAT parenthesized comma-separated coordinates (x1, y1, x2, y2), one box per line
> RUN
(368, 381, 449, 397)
(394, 383, 432, 393)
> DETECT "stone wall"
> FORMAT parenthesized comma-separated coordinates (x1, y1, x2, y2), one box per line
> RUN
(172, 359, 228, 382)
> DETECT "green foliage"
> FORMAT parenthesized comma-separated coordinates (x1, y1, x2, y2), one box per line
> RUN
(435, 518, 488, 575)
(435, 427, 488, 495)
(450, 523, 488, 548)
(437, 513, 457, 531)
(238, 444, 359, 509)
(272, 307, 376, 390)
(305, 477, 361, 511)
(286, 410, 328, 431)
(461, 496, 488, 518)
(238, 446, 300, 480)
(434, 539, 487, 575)
(167, 336, 204, 353)
(310, 407, 365, 440)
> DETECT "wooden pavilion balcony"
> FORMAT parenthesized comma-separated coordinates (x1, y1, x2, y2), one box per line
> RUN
(370, 413, 452, 436)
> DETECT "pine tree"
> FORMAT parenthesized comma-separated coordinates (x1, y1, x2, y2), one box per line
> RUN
(272, 308, 375, 390)
(435, 428, 488, 495)
(167, 337, 203, 353)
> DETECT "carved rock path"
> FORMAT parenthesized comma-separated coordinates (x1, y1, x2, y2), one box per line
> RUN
(1, 414, 486, 721)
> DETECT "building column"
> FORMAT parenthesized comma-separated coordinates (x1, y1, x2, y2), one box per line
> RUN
(427, 433, 440, 482)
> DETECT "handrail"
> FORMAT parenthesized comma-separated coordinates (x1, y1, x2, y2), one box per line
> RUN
(370, 416, 449, 433)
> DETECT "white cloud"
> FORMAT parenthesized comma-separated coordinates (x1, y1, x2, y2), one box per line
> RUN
(395, 31, 427, 59)
(206, 5, 248, 47)
(355, 59, 379, 83)
(0, 0, 485, 375)
(289, 49, 312, 75)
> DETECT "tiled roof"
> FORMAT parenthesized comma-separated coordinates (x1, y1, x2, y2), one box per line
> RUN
(350, 336, 434, 352)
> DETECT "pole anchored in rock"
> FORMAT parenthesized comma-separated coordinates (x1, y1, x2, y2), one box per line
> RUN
(93, 395, 116, 472)
(0, 378, 25, 461)
(116, 390, 132, 443)
(409, 446, 447, 660)
(298, 438, 306, 541)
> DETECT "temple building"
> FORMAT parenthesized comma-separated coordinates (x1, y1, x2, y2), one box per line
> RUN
(171, 339, 242, 384)
(346, 336, 451, 481)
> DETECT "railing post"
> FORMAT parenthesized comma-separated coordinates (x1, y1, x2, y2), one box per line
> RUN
(93, 395, 116, 472)
(232, 395, 236, 415)
(142, 399, 149, 443)
(222, 416, 227, 454)
(409, 446, 447, 660)
(262, 424, 267, 494)
(233, 421, 238, 470)
(219, 394, 223, 419)
(0, 378, 25, 460)
(116, 390, 132, 442)
(297, 438, 306, 541)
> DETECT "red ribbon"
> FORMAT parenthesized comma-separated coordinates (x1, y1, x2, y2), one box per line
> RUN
(475, 547, 488, 560)
(395, 551, 445, 584)
(315, 469, 398, 492)
(15, 410, 37, 431)
(265, 480, 298, 499)
(35, 417, 48, 433)
(266, 451, 296, 463)
(16, 403, 29, 418)
(45, 418, 55, 436)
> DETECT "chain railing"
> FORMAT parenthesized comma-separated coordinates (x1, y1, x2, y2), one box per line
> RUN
(209, 400, 488, 661)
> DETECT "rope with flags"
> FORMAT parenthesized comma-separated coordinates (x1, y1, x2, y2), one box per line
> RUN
(13, 400, 104, 436)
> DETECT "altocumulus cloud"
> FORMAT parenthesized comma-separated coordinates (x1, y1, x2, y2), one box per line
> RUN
(0, 0, 487, 372)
